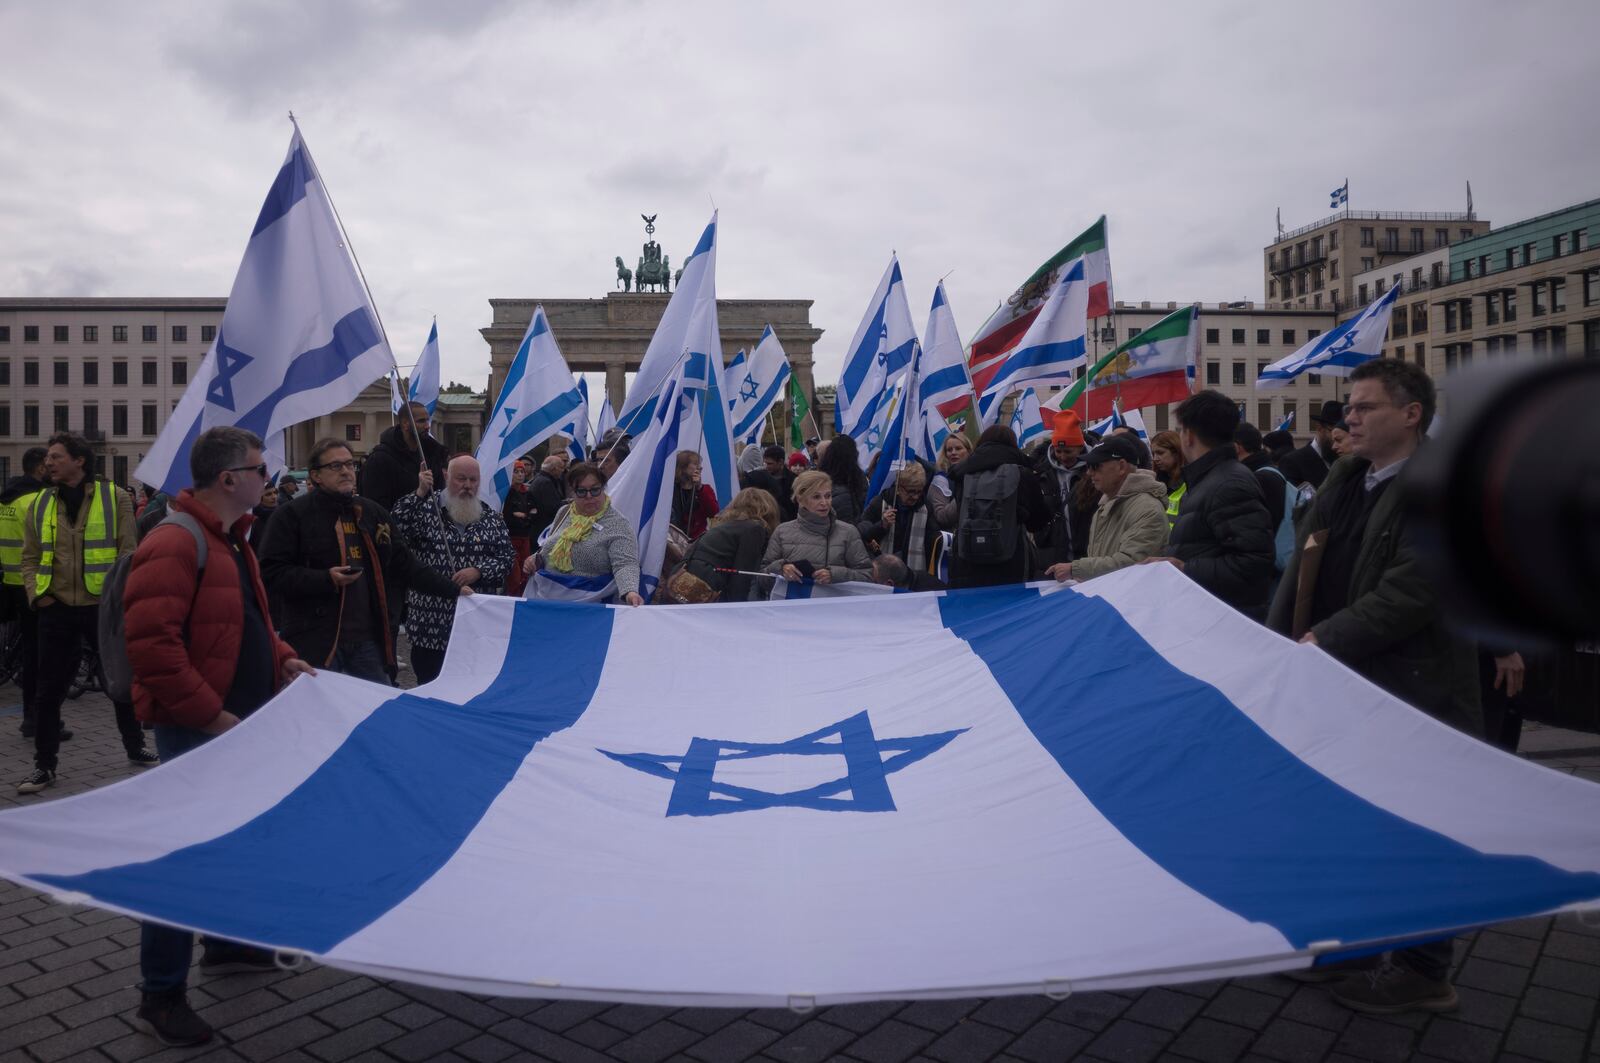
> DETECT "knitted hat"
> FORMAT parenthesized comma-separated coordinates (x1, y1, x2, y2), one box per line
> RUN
(1051, 410, 1085, 446)
(787, 451, 810, 469)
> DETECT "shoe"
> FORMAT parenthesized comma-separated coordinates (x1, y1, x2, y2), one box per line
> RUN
(17, 768, 56, 795)
(1332, 960, 1458, 1014)
(127, 749, 160, 768)
(1285, 954, 1382, 983)
(132, 990, 213, 1047)
(59, 728, 72, 741)
(199, 941, 278, 976)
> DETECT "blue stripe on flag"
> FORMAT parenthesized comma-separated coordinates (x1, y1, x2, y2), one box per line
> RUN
(250, 142, 312, 238)
(35, 602, 614, 953)
(919, 363, 968, 398)
(937, 586, 1600, 947)
(495, 388, 585, 463)
(233, 308, 383, 439)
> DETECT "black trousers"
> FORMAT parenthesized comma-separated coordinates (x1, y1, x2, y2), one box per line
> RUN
(3, 586, 39, 728)
(410, 645, 446, 685)
(34, 603, 144, 770)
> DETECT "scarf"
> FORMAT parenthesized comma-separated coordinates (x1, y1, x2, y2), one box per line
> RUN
(902, 503, 930, 575)
(546, 499, 609, 573)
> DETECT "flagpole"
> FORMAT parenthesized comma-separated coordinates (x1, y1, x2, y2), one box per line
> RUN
(594, 345, 697, 470)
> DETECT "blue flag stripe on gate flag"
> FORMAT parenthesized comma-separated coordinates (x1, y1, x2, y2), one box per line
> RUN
(937, 586, 1600, 948)
(34, 602, 615, 953)
(251, 144, 312, 238)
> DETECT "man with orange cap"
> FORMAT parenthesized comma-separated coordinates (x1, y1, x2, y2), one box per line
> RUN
(1032, 410, 1099, 573)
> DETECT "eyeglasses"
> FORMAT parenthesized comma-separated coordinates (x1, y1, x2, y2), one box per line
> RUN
(312, 459, 362, 473)
(226, 463, 270, 479)
(572, 485, 605, 498)
(1342, 401, 1411, 419)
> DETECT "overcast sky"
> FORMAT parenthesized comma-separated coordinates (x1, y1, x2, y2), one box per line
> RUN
(3, 1, 1596, 392)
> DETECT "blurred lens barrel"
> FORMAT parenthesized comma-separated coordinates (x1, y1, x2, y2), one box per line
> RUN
(1409, 359, 1600, 642)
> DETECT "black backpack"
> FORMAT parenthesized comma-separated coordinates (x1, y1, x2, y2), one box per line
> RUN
(99, 512, 208, 703)
(957, 464, 1021, 565)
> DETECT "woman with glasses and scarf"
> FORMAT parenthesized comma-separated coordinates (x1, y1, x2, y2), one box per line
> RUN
(521, 462, 645, 606)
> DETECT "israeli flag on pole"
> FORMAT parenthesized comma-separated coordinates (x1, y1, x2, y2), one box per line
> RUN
(1009, 386, 1046, 450)
(400, 319, 441, 416)
(724, 349, 746, 410)
(5, 565, 1598, 1006)
(1330, 180, 1349, 209)
(616, 212, 721, 437)
(1086, 403, 1146, 440)
(388, 371, 404, 416)
(920, 282, 973, 423)
(1257, 284, 1401, 389)
(836, 256, 918, 440)
(558, 378, 594, 462)
(981, 257, 1089, 401)
(728, 326, 792, 446)
(475, 305, 585, 508)
(865, 338, 926, 500)
(594, 384, 617, 444)
(136, 124, 393, 495)
(607, 373, 694, 600)
(1276, 408, 1296, 433)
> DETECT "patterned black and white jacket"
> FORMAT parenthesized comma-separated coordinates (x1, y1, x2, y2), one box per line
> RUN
(390, 493, 514, 651)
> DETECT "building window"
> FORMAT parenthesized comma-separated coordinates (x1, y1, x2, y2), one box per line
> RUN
(142, 403, 158, 435)
(1311, 236, 1323, 258)
(83, 360, 98, 386)
(1585, 271, 1600, 308)
(1329, 230, 1339, 251)
(172, 359, 187, 386)
(1412, 304, 1428, 332)
(1154, 405, 1170, 431)
(0, 325, 8, 342)
(112, 325, 127, 342)
(53, 360, 69, 386)
(1232, 361, 1246, 385)
(113, 455, 128, 486)
(82, 325, 98, 342)
(1313, 293, 1322, 309)
(1586, 320, 1600, 355)
(1256, 360, 1268, 377)
(1205, 328, 1219, 344)
(1360, 227, 1374, 247)
(113, 360, 128, 386)
(1257, 401, 1271, 429)
(1555, 233, 1571, 257)
(1358, 284, 1369, 305)
(24, 405, 39, 436)
(345, 423, 363, 442)
(1308, 373, 1322, 386)
(1282, 329, 1296, 344)
(171, 325, 187, 343)
(1393, 313, 1408, 338)
(1268, 279, 1277, 299)
(0, 360, 7, 387)
(54, 404, 69, 431)
(1410, 228, 1423, 251)
(1532, 281, 1547, 317)
(1444, 303, 1457, 332)
(1231, 329, 1245, 344)
(1308, 329, 1321, 340)
(201, 324, 216, 343)
(142, 325, 157, 342)
(1578, 228, 1590, 252)
(1205, 361, 1220, 385)
(1552, 277, 1567, 313)
(1431, 263, 1443, 286)
(83, 403, 99, 436)
(53, 325, 68, 342)
(1360, 257, 1374, 272)
(142, 359, 158, 386)
(1330, 259, 1339, 280)
(1255, 329, 1269, 345)
(24, 325, 39, 342)
(1127, 327, 1142, 340)
(1504, 289, 1517, 322)
(1384, 227, 1399, 252)
(0, 406, 8, 437)
(1414, 343, 1425, 367)
(1435, 228, 1449, 248)
(24, 360, 38, 386)
(112, 403, 128, 436)
(1460, 301, 1472, 330)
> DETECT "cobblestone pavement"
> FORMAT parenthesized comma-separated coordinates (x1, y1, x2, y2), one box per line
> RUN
(2, 672, 1599, 1063)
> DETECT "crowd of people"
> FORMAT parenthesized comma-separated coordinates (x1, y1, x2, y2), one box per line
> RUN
(0, 359, 1540, 1039)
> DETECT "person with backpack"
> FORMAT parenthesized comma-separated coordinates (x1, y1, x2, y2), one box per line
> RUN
(117, 426, 316, 1047)
(947, 425, 1050, 589)
(16, 433, 153, 795)
(1234, 422, 1296, 579)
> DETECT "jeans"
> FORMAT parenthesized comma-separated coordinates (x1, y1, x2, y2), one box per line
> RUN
(139, 726, 216, 993)
(410, 645, 446, 685)
(33, 603, 144, 770)
(328, 641, 392, 685)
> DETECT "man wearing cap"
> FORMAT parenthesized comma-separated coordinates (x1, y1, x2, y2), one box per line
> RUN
(1045, 435, 1170, 584)
(1282, 400, 1342, 489)
(1033, 410, 1097, 572)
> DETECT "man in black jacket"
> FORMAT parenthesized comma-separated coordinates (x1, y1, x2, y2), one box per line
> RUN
(358, 403, 449, 512)
(526, 454, 569, 542)
(1280, 399, 1342, 489)
(1233, 422, 1287, 533)
(0, 448, 53, 739)
(260, 439, 469, 684)
(948, 425, 1050, 589)
(1145, 390, 1274, 618)
(857, 463, 941, 575)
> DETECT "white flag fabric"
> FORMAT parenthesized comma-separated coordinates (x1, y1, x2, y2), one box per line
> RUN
(475, 305, 584, 509)
(558, 378, 594, 463)
(137, 126, 393, 495)
(835, 256, 918, 440)
(605, 368, 699, 600)
(594, 384, 617, 443)
(1009, 386, 1046, 450)
(980, 256, 1090, 402)
(769, 577, 895, 600)
(2, 564, 1596, 1006)
(728, 327, 792, 446)
(399, 320, 441, 416)
(1257, 284, 1400, 389)
(919, 282, 972, 424)
(723, 349, 746, 409)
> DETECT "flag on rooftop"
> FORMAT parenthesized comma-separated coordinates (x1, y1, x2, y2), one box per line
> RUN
(1330, 180, 1349, 209)
(835, 255, 918, 440)
(968, 216, 1112, 403)
(1257, 283, 1401, 389)
(3, 566, 1596, 1005)
(728, 326, 792, 446)
(1046, 305, 1198, 421)
(135, 124, 393, 496)
(475, 304, 584, 508)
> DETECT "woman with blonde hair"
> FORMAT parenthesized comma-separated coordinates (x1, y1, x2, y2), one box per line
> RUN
(676, 488, 782, 602)
(927, 431, 971, 528)
(762, 470, 874, 586)
(1149, 430, 1187, 531)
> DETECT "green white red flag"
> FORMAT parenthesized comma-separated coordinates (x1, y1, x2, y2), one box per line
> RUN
(1044, 305, 1197, 421)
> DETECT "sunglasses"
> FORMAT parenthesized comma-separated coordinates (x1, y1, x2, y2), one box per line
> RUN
(226, 463, 270, 478)
(313, 460, 362, 473)
(572, 486, 605, 498)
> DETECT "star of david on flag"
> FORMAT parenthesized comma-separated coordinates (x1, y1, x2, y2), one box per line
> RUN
(600, 711, 966, 817)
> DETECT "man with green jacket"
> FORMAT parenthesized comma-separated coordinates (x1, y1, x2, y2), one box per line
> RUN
(1268, 359, 1479, 1015)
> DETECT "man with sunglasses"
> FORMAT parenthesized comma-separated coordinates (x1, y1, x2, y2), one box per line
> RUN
(259, 439, 470, 684)
(120, 426, 316, 1046)
(17, 432, 153, 794)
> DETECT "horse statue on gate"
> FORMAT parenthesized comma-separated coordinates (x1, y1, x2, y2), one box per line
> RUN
(614, 256, 632, 292)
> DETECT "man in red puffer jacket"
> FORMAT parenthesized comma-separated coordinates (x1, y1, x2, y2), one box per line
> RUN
(122, 426, 315, 1048)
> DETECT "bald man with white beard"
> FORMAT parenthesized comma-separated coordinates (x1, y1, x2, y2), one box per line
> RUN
(390, 455, 514, 683)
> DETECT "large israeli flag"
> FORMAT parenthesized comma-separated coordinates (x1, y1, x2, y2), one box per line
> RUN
(616, 212, 720, 437)
(399, 319, 441, 416)
(3, 565, 1597, 1005)
(136, 125, 394, 495)
(836, 256, 918, 440)
(728, 326, 792, 446)
(1257, 284, 1401, 389)
(475, 305, 584, 509)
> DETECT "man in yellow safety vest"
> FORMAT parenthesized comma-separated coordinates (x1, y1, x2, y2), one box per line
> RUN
(17, 432, 154, 795)
(1, 447, 53, 739)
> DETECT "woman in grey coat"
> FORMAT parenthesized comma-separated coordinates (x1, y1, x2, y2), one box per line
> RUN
(520, 462, 645, 606)
(762, 470, 874, 585)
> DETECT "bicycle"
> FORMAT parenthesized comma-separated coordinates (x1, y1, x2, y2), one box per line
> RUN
(67, 646, 103, 700)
